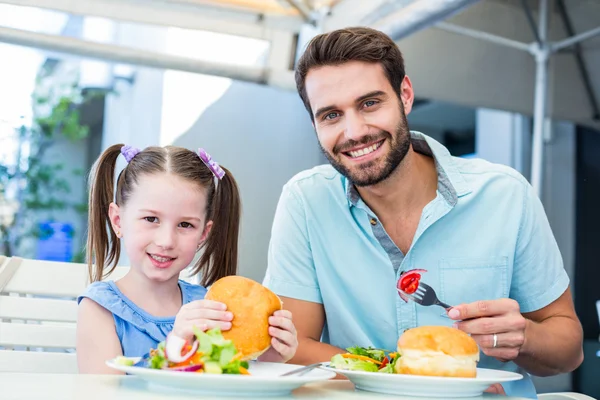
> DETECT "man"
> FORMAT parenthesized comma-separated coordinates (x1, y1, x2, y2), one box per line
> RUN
(263, 27, 583, 398)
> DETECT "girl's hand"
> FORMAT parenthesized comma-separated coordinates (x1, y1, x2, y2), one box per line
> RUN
(172, 300, 233, 341)
(258, 310, 298, 363)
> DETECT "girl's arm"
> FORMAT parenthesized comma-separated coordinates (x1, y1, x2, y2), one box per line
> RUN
(76, 298, 124, 374)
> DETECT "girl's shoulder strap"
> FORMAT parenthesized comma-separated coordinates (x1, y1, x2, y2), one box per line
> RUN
(77, 280, 137, 324)
(77, 281, 116, 307)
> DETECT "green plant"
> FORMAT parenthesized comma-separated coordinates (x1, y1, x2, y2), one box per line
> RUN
(0, 68, 99, 258)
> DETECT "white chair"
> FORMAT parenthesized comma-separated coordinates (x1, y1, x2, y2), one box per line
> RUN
(0, 257, 128, 373)
(538, 393, 597, 400)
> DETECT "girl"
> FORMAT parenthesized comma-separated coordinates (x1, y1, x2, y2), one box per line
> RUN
(77, 144, 297, 374)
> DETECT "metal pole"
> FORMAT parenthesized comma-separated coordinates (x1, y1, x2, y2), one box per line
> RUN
(0, 0, 283, 40)
(378, 0, 482, 41)
(551, 25, 600, 52)
(530, 0, 548, 197)
(520, 0, 542, 46)
(283, 0, 312, 22)
(435, 22, 530, 51)
(0, 25, 292, 87)
(556, 0, 600, 121)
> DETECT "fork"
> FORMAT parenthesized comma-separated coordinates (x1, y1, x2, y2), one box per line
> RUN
(279, 362, 323, 377)
(398, 282, 452, 310)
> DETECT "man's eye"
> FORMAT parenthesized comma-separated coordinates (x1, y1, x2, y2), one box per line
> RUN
(324, 112, 339, 120)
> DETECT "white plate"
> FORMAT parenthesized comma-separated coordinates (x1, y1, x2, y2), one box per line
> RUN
(321, 364, 523, 398)
(106, 358, 335, 397)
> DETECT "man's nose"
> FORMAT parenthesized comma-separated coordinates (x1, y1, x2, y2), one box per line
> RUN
(343, 111, 369, 141)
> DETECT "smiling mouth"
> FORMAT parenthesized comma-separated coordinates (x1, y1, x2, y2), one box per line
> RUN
(343, 140, 384, 159)
(148, 254, 175, 263)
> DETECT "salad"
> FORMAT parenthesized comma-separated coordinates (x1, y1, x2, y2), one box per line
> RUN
(129, 327, 250, 375)
(330, 346, 399, 373)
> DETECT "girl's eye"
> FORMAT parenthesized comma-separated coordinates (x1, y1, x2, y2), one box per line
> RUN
(180, 222, 194, 228)
(144, 217, 158, 223)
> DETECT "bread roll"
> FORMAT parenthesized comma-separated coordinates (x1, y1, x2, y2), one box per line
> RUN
(205, 276, 283, 360)
(395, 325, 480, 378)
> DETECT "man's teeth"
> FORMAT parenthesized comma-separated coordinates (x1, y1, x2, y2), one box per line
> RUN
(150, 254, 173, 262)
(348, 142, 382, 158)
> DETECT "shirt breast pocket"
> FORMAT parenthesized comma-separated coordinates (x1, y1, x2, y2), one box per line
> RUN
(439, 256, 509, 307)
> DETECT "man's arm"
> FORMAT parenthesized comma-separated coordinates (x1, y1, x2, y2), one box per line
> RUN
(263, 184, 343, 364)
(508, 180, 585, 375)
(455, 177, 582, 376)
(280, 296, 344, 365)
(517, 287, 583, 376)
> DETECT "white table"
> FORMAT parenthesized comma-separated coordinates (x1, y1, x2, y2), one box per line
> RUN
(0, 373, 530, 400)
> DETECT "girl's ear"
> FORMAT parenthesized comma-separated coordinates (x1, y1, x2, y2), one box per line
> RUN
(108, 202, 122, 238)
(199, 220, 213, 243)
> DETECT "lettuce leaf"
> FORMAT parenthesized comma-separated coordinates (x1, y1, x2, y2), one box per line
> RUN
(330, 354, 379, 372)
(221, 359, 249, 374)
(149, 342, 167, 369)
(346, 346, 386, 362)
(149, 327, 246, 374)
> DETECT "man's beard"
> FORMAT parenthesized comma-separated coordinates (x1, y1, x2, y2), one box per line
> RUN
(319, 108, 411, 187)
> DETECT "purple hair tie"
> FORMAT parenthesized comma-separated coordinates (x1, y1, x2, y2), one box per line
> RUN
(197, 148, 226, 180)
(121, 145, 141, 163)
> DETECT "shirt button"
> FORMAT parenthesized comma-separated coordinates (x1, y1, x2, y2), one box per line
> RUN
(370, 218, 377, 225)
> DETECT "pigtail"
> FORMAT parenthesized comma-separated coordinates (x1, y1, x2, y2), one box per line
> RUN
(198, 167, 241, 287)
(86, 144, 123, 283)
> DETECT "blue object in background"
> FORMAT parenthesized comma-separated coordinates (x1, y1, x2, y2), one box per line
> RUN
(460, 152, 478, 159)
(35, 222, 74, 262)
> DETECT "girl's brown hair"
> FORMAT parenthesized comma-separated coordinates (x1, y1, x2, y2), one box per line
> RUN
(86, 144, 241, 287)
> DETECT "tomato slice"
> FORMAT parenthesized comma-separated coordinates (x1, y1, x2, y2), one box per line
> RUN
(400, 273, 420, 293)
(399, 272, 421, 294)
(379, 357, 389, 369)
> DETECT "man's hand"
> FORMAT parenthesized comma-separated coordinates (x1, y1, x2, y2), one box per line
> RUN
(447, 289, 582, 377)
(448, 299, 526, 362)
(485, 384, 507, 395)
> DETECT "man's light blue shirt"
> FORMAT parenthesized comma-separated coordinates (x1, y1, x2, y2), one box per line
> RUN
(263, 132, 569, 399)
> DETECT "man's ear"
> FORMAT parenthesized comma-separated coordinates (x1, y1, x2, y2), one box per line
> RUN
(399, 75, 415, 115)
(108, 202, 122, 237)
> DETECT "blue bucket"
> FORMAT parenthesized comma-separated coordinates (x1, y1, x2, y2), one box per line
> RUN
(35, 222, 74, 262)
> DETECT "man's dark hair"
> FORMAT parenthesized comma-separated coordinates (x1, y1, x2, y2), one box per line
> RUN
(295, 27, 406, 120)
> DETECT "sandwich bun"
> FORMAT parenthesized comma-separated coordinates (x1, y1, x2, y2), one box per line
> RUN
(205, 276, 282, 360)
(395, 325, 480, 378)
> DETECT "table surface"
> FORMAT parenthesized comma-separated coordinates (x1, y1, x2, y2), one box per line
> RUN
(0, 373, 531, 400)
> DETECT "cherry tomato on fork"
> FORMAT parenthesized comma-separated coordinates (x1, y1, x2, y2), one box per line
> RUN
(396, 269, 427, 302)
(400, 273, 420, 294)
